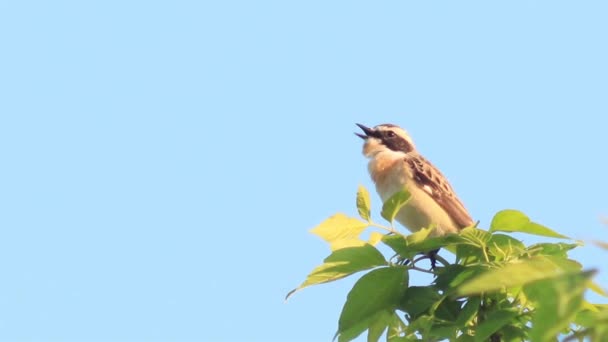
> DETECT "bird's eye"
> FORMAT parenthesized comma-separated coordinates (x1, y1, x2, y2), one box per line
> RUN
(386, 131, 396, 138)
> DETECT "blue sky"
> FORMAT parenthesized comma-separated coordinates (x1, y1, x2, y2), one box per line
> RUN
(1, 1, 608, 341)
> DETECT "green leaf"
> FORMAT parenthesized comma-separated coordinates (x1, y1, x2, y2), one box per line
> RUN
(337, 311, 378, 342)
(366, 310, 391, 342)
(490, 210, 569, 239)
(524, 270, 596, 342)
(382, 234, 409, 256)
(406, 315, 434, 336)
(356, 185, 372, 221)
(386, 313, 409, 341)
(500, 325, 529, 342)
(434, 298, 462, 322)
(286, 244, 386, 299)
(526, 242, 581, 257)
(428, 323, 459, 340)
(487, 234, 525, 261)
(434, 264, 486, 292)
(336, 267, 409, 341)
(399, 286, 441, 318)
(453, 228, 492, 263)
(459, 227, 492, 248)
(381, 189, 411, 224)
(310, 213, 370, 251)
(455, 296, 481, 327)
(456, 255, 582, 296)
(382, 228, 456, 260)
(474, 309, 519, 342)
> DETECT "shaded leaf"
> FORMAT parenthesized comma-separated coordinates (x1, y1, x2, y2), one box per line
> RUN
(337, 312, 378, 342)
(456, 296, 481, 327)
(500, 325, 529, 342)
(381, 189, 411, 224)
(310, 214, 369, 251)
(356, 185, 372, 221)
(406, 315, 434, 336)
(455, 244, 485, 265)
(475, 309, 519, 342)
(382, 234, 410, 257)
(336, 267, 409, 341)
(386, 313, 409, 342)
(490, 210, 569, 239)
(400, 286, 441, 317)
(366, 310, 391, 342)
(286, 244, 386, 299)
(428, 323, 459, 340)
(435, 264, 486, 293)
(434, 298, 462, 322)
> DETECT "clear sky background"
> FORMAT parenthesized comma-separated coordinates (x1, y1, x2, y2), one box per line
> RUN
(1, 1, 607, 341)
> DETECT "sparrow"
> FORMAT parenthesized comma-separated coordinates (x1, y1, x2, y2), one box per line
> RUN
(356, 123, 474, 238)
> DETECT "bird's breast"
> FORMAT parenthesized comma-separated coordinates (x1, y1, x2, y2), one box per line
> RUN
(368, 155, 409, 201)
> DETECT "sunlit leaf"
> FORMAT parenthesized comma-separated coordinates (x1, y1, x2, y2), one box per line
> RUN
(457, 255, 582, 296)
(356, 185, 372, 222)
(368, 232, 384, 246)
(459, 227, 492, 248)
(526, 242, 581, 257)
(381, 189, 411, 224)
(286, 244, 386, 299)
(310, 214, 369, 251)
(589, 281, 608, 297)
(474, 309, 519, 342)
(524, 270, 596, 342)
(406, 227, 435, 244)
(336, 267, 409, 341)
(487, 234, 525, 261)
(408, 233, 460, 255)
(575, 303, 608, 327)
(330, 238, 367, 250)
(490, 210, 569, 239)
(381, 228, 456, 260)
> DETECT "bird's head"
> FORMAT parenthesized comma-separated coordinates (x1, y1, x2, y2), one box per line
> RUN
(355, 123, 416, 157)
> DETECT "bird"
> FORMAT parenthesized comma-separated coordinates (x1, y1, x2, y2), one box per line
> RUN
(356, 123, 474, 266)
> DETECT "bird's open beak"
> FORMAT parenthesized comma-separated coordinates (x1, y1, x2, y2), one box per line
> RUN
(355, 123, 375, 139)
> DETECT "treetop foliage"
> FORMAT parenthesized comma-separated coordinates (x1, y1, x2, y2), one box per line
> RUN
(287, 186, 608, 342)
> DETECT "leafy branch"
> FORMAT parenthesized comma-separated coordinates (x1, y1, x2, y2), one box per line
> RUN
(287, 186, 608, 342)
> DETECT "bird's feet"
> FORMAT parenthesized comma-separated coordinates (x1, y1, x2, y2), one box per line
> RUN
(395, 249, 440, 271)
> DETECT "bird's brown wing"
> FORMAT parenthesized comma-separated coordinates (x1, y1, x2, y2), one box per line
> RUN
(406, 156, 474, 229)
